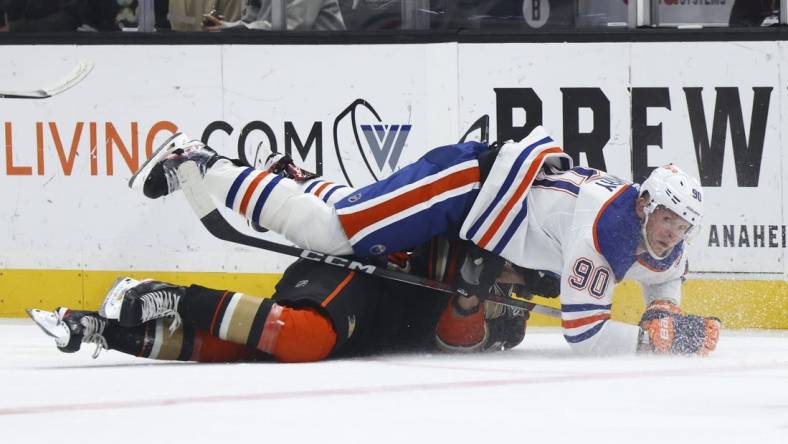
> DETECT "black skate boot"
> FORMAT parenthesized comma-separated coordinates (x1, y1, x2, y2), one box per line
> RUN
(129, 132, 221, 199)
(99, 277, 185, 331)
(26, 307, 108, 358)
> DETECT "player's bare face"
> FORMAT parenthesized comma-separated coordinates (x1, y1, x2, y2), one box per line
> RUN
(644, 206, 691, 256)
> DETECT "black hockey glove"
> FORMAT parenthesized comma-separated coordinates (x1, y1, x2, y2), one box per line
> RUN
(513, 267, 561, 298)
(454, 244, 506, 299)
(482, 301, 529, 351)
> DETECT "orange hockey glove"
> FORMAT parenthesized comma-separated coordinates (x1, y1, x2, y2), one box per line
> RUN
(638, 300, 721, 356)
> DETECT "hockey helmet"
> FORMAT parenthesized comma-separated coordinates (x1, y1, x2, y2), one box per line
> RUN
(639, 165, 704, 255)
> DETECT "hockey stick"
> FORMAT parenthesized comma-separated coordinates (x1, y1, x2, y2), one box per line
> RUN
(0, 60, 94, 99)
(174, 162, 561, 319)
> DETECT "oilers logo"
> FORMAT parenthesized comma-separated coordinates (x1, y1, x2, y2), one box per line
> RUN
(333, 99, 412, 187)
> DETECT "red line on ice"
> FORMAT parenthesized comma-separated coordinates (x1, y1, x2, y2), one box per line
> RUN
(1, 361, 785, 416)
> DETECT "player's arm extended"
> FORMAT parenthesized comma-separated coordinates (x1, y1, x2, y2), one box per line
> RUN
(636, 257, 721, 356)
(561, 243, 720, 356)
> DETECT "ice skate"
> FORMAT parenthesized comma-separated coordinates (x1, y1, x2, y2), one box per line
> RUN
(98, 276, 143, 320)
(260, 147, 319, 183)
(26, 307, 108, 358)
(263, 152, 319, 183)
(129, 132, 221, 199)
(100, 278, 185, 331)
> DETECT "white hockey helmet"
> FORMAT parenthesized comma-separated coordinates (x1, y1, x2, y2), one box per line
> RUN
(639, 165, 704, 254)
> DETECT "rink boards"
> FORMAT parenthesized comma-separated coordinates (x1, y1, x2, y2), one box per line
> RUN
(0, 41, 786, 327)
(0, 268, 785, 329)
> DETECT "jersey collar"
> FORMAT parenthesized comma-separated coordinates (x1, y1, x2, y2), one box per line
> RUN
(592, 185, 641, 281)
(593, 185, 685, 280)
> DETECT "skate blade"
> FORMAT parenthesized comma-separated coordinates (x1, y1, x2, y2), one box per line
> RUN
(128, 132, 190, 190)
(98, 276, 141, 319)
(26, 308, 70, 346)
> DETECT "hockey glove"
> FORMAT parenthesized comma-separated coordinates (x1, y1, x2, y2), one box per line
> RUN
(513, 267, 561, 298)
(483, 301, 528, 351)
(638, 300, 721, 356)
(435, 295, 487, 352)
(454, 244, 506, 299)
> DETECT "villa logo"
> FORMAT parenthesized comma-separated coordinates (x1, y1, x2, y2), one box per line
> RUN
(333, 99, 412, 187)
(359, 124, 411, 172)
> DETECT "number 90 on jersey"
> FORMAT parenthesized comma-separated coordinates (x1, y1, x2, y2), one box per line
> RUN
(568, 258, 610, 299)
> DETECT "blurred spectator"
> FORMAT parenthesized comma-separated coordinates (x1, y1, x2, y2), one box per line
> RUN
(729, 0, 779, 27)
(1, 0, 81, 32)
(1, 6, 7, 31)
(93, 1, 168, 32)
(78, 0, 123, 31)
(203, 0, 345, 31)
(338, 0, 402, 30)
(155, 0, 171, 30)
(169, 0, 243, 31)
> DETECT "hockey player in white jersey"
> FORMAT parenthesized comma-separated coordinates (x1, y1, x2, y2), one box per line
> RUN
(129, 126, 720, 356)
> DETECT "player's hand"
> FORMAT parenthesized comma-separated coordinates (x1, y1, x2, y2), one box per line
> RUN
(202, 14, 225, 32)
(454, 244, 505, 300)
(638, 300, 721, 356)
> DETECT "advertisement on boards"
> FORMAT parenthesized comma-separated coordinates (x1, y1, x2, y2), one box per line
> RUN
(458, 41, 785, 275)
(0, 44, 456, 273)
(0, 41, 785, 278)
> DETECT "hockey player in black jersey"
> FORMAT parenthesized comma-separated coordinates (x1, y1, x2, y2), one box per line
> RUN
(28, 152, 547, 362)
(27, 237, 541, 362)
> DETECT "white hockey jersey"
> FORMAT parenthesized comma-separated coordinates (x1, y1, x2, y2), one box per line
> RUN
(463, 129, 687, 355)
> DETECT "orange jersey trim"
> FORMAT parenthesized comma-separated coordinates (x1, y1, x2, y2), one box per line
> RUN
(209, 290, 231, 335)
(477, 147, 563, 249)
(561, 313, 611, 329)
(321, 271, 356, 308)
(239, 171, 270, 215)
(339, 167, 480, 239)
(314, 181, 333, 196)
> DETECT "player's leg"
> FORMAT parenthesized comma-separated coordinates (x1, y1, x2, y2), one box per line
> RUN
(98, 277, 328, 362)
(26, 307, 263, 362)
(245, 152, 353, 232)
(435, 295, 489, 352)
(207, 159, 352, 254)
(410, 237, 532, 353)
(261, 151, 355, 204)
(434, 298, 529, 352)
(133, 134, 487, 257)
(330, 141, 485, 256)
(268, 259, 382, 359)
(131, 133, 353, 255)
(99, 261, 381, 363)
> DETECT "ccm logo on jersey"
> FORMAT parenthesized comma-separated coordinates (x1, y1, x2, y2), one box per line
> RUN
(300, 250, 377, 274)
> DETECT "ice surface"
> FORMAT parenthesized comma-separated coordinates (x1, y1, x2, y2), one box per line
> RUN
(1, 319, 787, 444)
